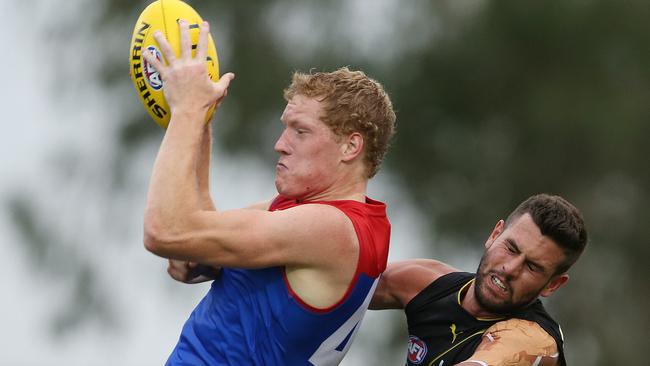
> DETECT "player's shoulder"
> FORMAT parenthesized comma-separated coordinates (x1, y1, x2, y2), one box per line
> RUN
(271, 201, 349, 218)
(465, 318, 559, 366)
(279, 202, 354, 225)
(278, 201, 364, 234)
(268, 202, 360, 257)
(486, 318, 556, 340)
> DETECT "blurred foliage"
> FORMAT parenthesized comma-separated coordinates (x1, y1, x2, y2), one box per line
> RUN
(10, 0, 647, 364)
(8, 195, 117, 336)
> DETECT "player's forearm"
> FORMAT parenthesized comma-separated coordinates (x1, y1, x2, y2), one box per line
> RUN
(195, 124, 221, 274)
(144, 109, 206, 251)
(197, 123, 216, 211)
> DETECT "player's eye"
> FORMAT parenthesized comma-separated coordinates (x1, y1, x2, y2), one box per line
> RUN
(527, 262, 540, 272)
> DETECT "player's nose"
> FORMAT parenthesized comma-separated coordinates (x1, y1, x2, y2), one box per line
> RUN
(501, 255, 524, 279)
(274, 129, 291, 155)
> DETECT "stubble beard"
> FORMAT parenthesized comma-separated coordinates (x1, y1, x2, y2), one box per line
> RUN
(474, 255, 543, 315)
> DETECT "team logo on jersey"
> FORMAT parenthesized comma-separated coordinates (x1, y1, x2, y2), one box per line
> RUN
(143, 45, 164, 90)
(407, 335, 427, 364)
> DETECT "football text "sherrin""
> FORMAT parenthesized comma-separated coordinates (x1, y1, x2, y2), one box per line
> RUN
(131, 22, 167, 119)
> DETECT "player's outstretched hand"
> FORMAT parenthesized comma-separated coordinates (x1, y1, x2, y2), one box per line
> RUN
(143, 20, 235, 118)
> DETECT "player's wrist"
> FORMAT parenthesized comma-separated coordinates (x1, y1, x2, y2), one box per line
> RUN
(170, 107, 210, 126)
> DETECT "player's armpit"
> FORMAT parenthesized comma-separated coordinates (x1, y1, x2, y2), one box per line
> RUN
(457, 318, 559, 366)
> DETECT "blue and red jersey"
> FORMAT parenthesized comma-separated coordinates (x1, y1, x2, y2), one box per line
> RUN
(166, 196, 391, 366)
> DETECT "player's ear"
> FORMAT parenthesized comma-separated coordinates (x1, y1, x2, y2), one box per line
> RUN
(485, 220, 505, 249)
(341, 132, 364, 162)
(540, 273, 569, 297)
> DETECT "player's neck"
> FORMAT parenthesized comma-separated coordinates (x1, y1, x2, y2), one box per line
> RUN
(300, 175, 368, 203)
(302, 183, 367, 203)
(460, 281, 503, 320)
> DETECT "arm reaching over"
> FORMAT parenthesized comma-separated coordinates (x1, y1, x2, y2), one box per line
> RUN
(370, 259, 457, 310)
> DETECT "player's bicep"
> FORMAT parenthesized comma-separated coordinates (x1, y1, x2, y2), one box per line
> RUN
(189, 203, 353, 268)
(185, 208, 292, 267)
(371, 259, 452, 310)
(370, 261, 419, 309)
(459, 319, 559, 366)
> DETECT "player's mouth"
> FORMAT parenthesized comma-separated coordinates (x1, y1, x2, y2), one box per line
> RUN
(491, 275, 508, 292)
(276, 162, 288, 170)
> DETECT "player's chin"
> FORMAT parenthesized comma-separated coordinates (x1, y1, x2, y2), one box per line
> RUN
(481, 299, 515, 314)
(276, 186, 311, 202)
(274, 179, 295, 198)
(476, 287, 514, 314)
(274, 178, 286, 195)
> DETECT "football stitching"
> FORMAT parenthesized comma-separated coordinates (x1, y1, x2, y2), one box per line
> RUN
(160, 0, 168, 52)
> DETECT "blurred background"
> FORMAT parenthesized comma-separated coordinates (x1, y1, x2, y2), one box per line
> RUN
(1, 0, 648, 364)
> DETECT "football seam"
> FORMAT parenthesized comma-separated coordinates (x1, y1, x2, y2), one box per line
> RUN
(161, 0, 169, 50)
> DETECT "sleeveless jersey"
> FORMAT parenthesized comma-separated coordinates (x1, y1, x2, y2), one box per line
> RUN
(404, 272, 566, 366)
(166, 196, 391, 366)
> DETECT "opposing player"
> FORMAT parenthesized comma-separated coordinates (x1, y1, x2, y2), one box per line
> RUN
(370, 194, 587, 366)
(142, 21, 396, 365)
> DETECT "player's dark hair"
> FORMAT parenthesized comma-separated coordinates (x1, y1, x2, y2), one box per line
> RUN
(505, 194, 588, 275)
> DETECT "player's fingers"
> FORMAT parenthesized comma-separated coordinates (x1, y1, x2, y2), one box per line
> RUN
(195, 21, 209, 62)
(211, 72, 234, 107)
(178, 19, 192, 60)
(142, 49, 166, 79)
(167, 263, 182, 280)
(169, 258, 188, 272)
(153, 30, 176, 64)
(213, 72, 235, 95)
(168, 259, 181, 268)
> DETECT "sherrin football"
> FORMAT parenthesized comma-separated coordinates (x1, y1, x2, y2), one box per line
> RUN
(129, 0, 220, 129)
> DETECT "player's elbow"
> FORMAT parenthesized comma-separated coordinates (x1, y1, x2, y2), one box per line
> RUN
(143, 213, 179, 256)
(143, 217, 165, 255)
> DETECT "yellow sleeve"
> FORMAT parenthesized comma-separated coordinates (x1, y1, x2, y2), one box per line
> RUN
(463, 318, 559, 366)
